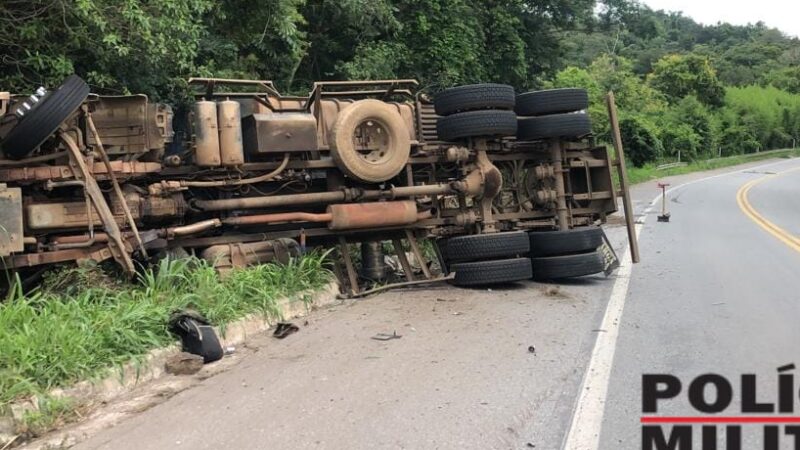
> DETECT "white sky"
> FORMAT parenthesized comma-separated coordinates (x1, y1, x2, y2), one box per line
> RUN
(639, 0, 800, 38)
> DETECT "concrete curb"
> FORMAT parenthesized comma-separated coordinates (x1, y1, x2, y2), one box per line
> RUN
(2, 280, 340, 446)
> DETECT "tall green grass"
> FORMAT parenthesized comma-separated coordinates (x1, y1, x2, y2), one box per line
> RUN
(0, 253, 331, 409)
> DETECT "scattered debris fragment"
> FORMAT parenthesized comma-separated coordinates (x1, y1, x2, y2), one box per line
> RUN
(540, 285, 570, 298)
(371, 331, 402, 341)
(168, 310, 224, 363)
(273, 322, 300, 339)
(165, 352, 205, 375)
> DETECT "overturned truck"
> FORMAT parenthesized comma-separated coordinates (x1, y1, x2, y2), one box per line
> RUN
(0, 76, 631, 293)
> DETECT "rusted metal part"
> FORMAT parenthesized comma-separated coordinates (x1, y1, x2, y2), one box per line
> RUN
(0, 184, 23, 256)
(392, 238, 415, 282)
(217, 100, 245, 166)
(180, 153, 289, 187)
(338, 236, 359, 295)
(192, 180, 468, 212)
(2, 244, 114, 269)
(61, 131, 135, 275)
(0, 161, 160, 183)
(87, 112, 147, 257)
(606, 92, 639, 263)
(223, 211, 332, 226)
(200, 239, 299, 275)
(87, 95, 173, 155)
(549, 140, 570, 231)
(473, 145, 502, 232)
(0, 151, 67, 166)
(51, 233, 110, 246)
(404, 229, 432, 279)
(164, 219, 222, 239)
(327, 201, 419, 230)
(25, 192, 185, 230)
(194, 100, 222, 167)
(243, 112, 318, 154)
(343, 273, 455, 299)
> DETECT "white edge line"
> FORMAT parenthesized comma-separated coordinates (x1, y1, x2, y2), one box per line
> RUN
(560, 157, 798, 450)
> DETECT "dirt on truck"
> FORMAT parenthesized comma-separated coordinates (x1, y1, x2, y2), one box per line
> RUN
(0, 76, 631, 292)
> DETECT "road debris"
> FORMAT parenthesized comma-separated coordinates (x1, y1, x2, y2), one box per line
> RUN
(165, 352, 205, 375)
(273, 322, 300, 339)
(371, 331, 402, 341)
(168, 310, 224, 363)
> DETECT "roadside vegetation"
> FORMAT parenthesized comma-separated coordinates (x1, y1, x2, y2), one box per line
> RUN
(627, 148, 800, 185)
(0, 254, 331, 420)
(2, 0, 799, 169)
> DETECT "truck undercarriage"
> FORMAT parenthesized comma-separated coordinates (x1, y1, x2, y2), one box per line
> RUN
(0, 77, 633, 293)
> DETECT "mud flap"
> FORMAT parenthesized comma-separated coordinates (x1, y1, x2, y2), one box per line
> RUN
(599, 229, 620, 276)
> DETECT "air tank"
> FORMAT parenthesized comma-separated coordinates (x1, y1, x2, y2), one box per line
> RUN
(194, 100, 221, 167)
(217, 100, 245, 166)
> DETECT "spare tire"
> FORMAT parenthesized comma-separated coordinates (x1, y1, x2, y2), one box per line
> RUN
(446, 231, 530, 263)
(529, 227, 604, 257)
(516, 88, 589, 116)
(517, 113, 592, 141)
(2, 75, 90, 159)
(434, 84, 515, 116)
(451, 257, 532, 287)
(329, 99, 411, 183)
(437, 110, 517, 141)
(531, 251, 605, 281)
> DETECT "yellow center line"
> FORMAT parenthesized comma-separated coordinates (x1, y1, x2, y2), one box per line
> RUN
(736, 166, 800, 253)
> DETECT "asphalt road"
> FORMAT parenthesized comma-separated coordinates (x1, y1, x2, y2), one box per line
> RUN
(599, 157, 800, 449)
(67, 157, 800, 450)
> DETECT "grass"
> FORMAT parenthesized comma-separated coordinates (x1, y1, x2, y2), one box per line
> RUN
(627, 148, 800, 185)
(0, 252, 332, 424)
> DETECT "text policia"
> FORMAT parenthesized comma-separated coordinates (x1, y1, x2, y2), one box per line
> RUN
(641, 365, 800, 450)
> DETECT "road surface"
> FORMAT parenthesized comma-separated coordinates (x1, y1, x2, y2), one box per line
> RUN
(598, 157, 800, 449)
(67, 157, 800, 450)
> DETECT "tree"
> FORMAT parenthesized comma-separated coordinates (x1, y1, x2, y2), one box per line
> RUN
(660, 123, 701, 161)
(619, 116, 663, 167)
(648, 54, 725, 107)
(664, 95, 714, 156)
(762, 67, 800, 94)
(0, 0, 213, 101)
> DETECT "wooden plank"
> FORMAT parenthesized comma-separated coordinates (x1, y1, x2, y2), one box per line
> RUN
(605, 92, 640, 263)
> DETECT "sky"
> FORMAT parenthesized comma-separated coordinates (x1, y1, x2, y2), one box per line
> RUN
(639, 0, 800, 38)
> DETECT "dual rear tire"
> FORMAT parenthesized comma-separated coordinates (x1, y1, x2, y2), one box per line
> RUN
(434, 84, 517, 142)
(442, 226, 608, 286)
(528, 227, 607, 281)
(442, 231, 532, 287)
(515, 88, 593, 141)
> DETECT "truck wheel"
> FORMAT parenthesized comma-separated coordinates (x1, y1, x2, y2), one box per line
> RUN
(434, 83, 515, 116)
(515, 88, 589, 116)
(1, 75, 90, 159)
(517, 113, 592, 141)
(446, 231, 530, 263)
(531, 250, 605, 280)
(437, 110, 517, 141)
(451, 257, 532, 286)
(529, 227, 604, 257)
(330, 99, 411, 183)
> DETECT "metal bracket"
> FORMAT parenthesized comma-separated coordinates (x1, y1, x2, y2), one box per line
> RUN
(60, 131, 136, 276)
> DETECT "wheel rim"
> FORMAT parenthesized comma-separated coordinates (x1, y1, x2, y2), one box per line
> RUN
(352, 118, 393, 165)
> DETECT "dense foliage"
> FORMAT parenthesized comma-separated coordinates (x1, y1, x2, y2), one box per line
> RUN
(1, 0, 799, 166)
